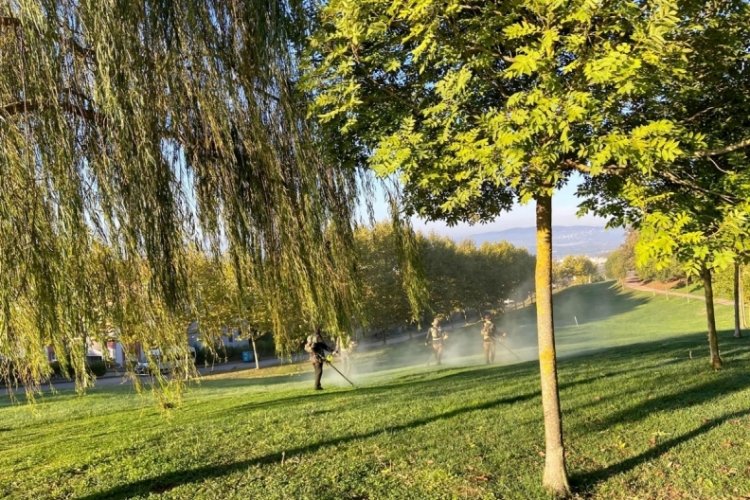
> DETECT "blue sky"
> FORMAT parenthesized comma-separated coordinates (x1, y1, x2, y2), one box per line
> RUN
(371, 173, 610, 240)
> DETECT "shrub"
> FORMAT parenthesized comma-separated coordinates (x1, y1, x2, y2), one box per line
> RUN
(194, 347, 218, 365)
(194, 345, 247, 364)
(87, 360, 107, 377)
(50, 361, 67, 378)
(222, 345, 245, 362)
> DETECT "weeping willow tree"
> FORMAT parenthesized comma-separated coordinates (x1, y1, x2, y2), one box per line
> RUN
(0, 0, 377, 401)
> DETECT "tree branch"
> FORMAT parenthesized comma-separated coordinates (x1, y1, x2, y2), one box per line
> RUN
(0, 15, 95, 61)
(694, 138, 750, 158)
(0, 16, 20, 28)
(569, 160, 626, 175)
(684, 106, 717, 123)
(659, 170, 739, 205)
(68, 37, 96, 61)
(1, 97, 104, 125)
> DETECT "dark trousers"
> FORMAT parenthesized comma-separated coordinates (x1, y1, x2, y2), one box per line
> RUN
(313, 361, 323, 389)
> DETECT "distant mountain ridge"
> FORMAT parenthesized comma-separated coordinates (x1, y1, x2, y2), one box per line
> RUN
(468, 225, 625, 259)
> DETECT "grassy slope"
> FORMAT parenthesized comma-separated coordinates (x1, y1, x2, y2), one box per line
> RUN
(2, 282, 750, 499)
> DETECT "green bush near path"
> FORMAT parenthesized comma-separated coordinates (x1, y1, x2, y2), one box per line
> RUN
(1, 283, 749, 499)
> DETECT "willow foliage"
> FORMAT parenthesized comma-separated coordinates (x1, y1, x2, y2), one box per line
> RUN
(0, 0, 365, 399)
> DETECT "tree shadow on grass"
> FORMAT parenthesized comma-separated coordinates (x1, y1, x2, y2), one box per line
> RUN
(572, 408, 750, 493)
(573, 332, 750, 423)
(590, 363, 750, 432)
(219, 363, 537, 417)
(195, 371, 308, 390)
(78, 390, 540, 500)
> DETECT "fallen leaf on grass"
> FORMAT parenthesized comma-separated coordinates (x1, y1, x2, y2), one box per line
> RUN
(718, 466, 737, 476)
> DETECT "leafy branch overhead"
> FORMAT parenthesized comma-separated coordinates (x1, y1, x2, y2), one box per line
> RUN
(306, 0, 713, 215)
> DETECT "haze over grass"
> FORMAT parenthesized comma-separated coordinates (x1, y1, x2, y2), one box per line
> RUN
(2, 283, 749, 499)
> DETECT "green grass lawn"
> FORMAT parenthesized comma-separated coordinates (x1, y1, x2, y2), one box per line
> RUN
(2, 282, 750, 499)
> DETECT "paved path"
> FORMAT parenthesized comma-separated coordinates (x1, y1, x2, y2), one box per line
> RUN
(9, 321, 480, 394)
(19, 357, 287, 393)
(27, 332, 423, 393)
(622, 280, 734, 306)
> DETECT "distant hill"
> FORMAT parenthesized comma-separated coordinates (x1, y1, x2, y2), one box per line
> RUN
(469, 225, 625, 259)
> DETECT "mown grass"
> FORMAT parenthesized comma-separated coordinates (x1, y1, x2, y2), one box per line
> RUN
(2, 282, 749, 499)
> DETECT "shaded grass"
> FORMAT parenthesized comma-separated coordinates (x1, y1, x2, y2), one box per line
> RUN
(2, 284, 749, 499)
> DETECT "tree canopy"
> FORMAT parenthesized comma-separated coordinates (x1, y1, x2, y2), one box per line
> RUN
(0, 1, 365, 398)
(580, 0, 750, 368)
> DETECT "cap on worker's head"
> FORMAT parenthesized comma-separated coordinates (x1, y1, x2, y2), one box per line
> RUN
(432, 317, 440, 326)
(483, 313, 491, 320)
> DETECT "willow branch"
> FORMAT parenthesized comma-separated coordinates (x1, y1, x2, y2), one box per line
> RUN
(1, 98, 104, 125)
(0, 15, 95, 61)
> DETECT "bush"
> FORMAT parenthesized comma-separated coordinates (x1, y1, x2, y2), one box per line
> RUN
(222, 346, 245, 362)
(194, 345, 250, 364)
(194, 347, 216, 365)
(87, 360, 107, 377)
(50, 361, 67, 378)
(49, 359, 108, 378)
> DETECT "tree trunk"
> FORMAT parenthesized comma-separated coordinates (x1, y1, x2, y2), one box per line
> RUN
(741, 268, 747, 329)
(251, 337, 260, 370)
(734, 262, 742, 338)
(701, 266, 722, 369)
(535, 194, 571, 496)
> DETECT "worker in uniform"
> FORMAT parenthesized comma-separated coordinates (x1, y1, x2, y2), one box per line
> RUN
(304, 327, 334, 390)
(425, 317, 448, 365)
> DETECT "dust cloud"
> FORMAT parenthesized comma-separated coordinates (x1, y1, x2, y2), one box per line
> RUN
(315, 313, 541, 389)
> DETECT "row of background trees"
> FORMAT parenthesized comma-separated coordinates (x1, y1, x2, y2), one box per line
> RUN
(194, 223, 607, 350)
(195, 222, 612, 351)
(190, 223, 537, 348)
(355, 223, 536, 338)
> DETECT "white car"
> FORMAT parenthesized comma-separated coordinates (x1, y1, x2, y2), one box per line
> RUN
(135, 347, 196, 375)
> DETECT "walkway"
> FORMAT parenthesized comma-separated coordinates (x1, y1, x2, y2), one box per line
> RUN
(622, 280, 733, 306)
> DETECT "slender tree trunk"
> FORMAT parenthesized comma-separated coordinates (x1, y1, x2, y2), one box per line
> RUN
(741, 268, 747, 329)
(734, 262, 742, 338)
(535, 194, 570, 496)
(701, 266, 722, 369)
(251, 337, 260, 370)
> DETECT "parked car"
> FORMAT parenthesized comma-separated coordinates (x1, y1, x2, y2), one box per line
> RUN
(135, 347, 196, 375)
